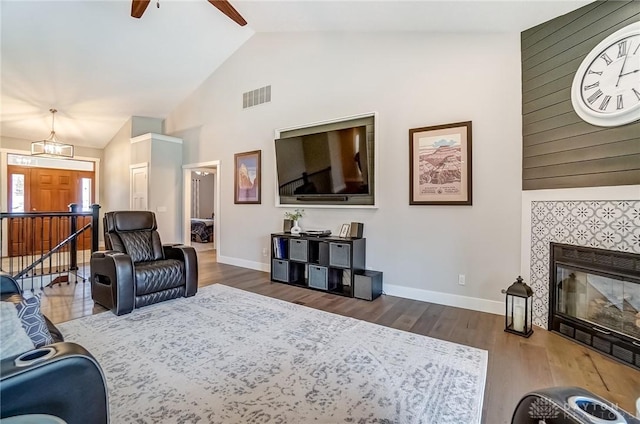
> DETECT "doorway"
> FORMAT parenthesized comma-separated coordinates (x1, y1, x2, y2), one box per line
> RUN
(7, 162, 95, 256)
(183, 161, 220, 259)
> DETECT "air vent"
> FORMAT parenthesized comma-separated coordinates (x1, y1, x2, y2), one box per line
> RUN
(593, 337, 611, 354)
(576, 329, 592, 345)
(612, 256, 634, 269)
(612, 345, 633, 364)
(243, 85, 271, 109)
(559, 323, 575, 337)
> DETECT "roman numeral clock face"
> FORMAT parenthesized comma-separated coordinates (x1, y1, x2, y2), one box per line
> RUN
(571, 22, 640, 127)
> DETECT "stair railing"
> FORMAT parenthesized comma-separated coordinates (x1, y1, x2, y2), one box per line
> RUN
(0, 204, 100, 292)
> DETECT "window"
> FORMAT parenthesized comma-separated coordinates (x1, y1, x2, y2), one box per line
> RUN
(81, 178, 92, 211)
(11, 174, 25, 212)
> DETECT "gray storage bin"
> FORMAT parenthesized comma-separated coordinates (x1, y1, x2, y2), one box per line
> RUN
(354, 271, 383, 300)
(308, 265, 328, 290)
(289, 239, 308, 262)
(329, 243, 351, 268)
(272, 259, 289, 282)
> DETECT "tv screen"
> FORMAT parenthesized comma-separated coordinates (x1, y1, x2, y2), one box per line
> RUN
(275, 125, 371, 200)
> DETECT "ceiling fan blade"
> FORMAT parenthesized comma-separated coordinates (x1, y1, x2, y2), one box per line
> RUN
(131, 0, 150, 18)
(207, 0, 247, 26)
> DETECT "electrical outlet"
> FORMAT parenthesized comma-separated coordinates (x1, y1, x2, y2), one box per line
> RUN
(458, 274, 466, 286)
(262, 248, 268, 257)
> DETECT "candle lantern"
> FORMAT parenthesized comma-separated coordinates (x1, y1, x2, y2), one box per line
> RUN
(504, 276, 534, 337)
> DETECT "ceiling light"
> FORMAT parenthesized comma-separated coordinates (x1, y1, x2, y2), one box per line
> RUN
(195, 171, 210, 176)
(31, 109, 74, 159)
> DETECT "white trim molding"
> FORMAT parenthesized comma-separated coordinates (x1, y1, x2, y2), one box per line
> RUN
(213, 255, 504, 315)
(383, 283, 504, 316)
(218, 255, 270, 273)
(130, 133, 183, 144)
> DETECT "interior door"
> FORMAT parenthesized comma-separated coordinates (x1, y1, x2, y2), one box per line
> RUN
(130, 164, 148, 210)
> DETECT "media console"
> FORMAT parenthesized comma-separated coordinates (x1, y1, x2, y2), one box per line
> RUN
(270, 232, 382, 300)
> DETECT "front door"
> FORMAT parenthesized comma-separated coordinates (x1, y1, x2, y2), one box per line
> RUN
(7, 165, 95, 256)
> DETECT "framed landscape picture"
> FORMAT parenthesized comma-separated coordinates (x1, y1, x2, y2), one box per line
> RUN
(234, 150, 261, 204)
(409, 121, 472, 205)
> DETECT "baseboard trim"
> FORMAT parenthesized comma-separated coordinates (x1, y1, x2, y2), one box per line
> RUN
(214, 257, 503, 315)
(384, 283, 504, 316)
(217, 255, 270, 273)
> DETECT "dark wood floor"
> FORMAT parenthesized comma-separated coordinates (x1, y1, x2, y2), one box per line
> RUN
(39, 250, 640, 424)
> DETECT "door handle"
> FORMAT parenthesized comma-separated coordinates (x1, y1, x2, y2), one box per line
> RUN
(592, 326, 611, 335)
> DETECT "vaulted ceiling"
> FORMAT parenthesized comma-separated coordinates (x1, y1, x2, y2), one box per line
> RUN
(0, 0, 589, 149)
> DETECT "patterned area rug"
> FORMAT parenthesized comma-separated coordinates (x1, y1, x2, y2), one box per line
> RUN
(59, 284, 487, 423)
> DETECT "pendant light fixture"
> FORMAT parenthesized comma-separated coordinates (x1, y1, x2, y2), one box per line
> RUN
(30, 108, 74, 159)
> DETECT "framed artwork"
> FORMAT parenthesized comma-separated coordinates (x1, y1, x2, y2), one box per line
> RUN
(409, 121, 472, 205)
(234, 150, 261, 204)
(339, 223, 351, 238)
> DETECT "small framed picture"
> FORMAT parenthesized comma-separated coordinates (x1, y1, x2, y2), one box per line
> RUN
(234, 150, 261, 204)
(409, 121, 472, 205)
(339, 223, 351, 238)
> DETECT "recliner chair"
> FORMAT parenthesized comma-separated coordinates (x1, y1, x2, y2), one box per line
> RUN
(91, 211, 197, 315)
(1, 273, 109, 424)
(512, 386, 640, 423)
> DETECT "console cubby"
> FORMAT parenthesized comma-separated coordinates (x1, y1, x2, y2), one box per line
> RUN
(270, 233, 367, 298)
(308, 240, 329, 266)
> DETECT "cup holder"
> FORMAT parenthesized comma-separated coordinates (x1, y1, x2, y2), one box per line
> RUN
(14, 347, 56, 367)
(568, 396, 627, 423)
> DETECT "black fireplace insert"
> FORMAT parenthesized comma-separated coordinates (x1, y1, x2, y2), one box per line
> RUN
(549, 243, 640, 370)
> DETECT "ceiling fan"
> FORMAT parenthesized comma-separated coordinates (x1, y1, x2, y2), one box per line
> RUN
(131, 0, 247, 26)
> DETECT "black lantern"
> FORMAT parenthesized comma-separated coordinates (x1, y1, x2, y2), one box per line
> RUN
(504, 276, 534, 337)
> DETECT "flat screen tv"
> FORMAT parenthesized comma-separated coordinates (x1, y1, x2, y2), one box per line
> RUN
(275, 119, 374, 205)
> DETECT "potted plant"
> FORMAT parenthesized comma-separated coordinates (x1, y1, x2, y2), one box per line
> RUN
(284, 209, 304, 234)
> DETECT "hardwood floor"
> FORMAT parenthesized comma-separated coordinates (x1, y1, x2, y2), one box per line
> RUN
(38, 250, 640, 424)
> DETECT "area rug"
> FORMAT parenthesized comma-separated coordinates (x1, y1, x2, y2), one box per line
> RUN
(58, 284, 488, 423)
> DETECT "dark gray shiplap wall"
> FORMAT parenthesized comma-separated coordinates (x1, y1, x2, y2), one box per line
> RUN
(521, 0, 640, 190)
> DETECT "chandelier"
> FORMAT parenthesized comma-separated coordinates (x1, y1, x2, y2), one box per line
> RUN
(31, 109, 74, 159)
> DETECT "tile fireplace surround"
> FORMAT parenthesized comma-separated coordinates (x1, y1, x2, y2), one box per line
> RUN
(530, 200, 640, 328)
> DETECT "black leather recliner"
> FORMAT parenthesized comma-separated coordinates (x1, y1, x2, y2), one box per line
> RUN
(91, 210, 198, 316)
(0, 273, 109, 424)
(511, 386, 640, 423)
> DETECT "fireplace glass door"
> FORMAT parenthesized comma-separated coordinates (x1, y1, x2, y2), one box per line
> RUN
(555, 265, 640, 341)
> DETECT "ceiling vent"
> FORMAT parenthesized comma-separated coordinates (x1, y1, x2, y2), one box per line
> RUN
(243, 85, 271, 109)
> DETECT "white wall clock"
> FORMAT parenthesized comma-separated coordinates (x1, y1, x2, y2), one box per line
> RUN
(571, 21, 640, 127)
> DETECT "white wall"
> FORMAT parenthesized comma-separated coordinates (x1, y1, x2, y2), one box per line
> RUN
(132, 116, 163, 138)
(101, 118, 133, 214)
(165, 32, 524, 313)
(101, 116, 164, 215)
(150, 138, 183, 243)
